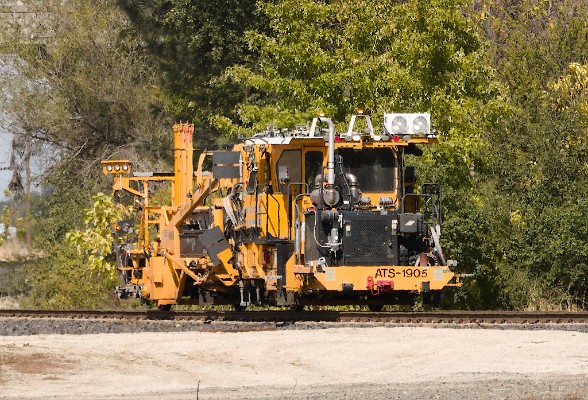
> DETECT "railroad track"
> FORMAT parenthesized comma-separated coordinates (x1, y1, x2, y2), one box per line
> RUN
(1, 309, 588, 324)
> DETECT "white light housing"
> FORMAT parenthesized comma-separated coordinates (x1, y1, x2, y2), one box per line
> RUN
(389, 115, 408, 135)
(102, 160, 131, 175)
(413, 115, 429, 134)
(384, 113, 431, 136)
(352, 133, 361, 142)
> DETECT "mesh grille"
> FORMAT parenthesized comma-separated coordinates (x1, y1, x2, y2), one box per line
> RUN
(347, 220, 389, 258)
(342, 210, 396, 265)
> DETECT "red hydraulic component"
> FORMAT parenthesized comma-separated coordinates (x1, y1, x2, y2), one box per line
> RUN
(263, 251, 271, 265)
(377, 280, 394, 293)
(367, 276, 375, 293)
(419, 252, 428, 267)
(367, 276, 394, 295)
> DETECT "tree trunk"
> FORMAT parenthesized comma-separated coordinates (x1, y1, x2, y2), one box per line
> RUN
(24, 140, 32, 248)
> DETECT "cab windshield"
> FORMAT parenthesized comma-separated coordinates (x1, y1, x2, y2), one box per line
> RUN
(336, 148, 396, 192)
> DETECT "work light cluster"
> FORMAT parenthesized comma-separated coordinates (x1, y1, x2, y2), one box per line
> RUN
(105, 163, 129, 172)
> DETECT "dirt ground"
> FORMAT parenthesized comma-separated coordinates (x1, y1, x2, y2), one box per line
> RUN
(0, 325, 587, 399)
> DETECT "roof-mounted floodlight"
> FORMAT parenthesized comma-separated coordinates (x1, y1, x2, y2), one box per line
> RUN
(384, 113, 431, 136)
(347, 113, 375, 141)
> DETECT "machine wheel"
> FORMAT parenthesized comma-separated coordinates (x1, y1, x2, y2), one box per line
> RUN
(368, 304, 384, 312)
(233, 304, 247, 311)
(158, 304, 172, 311)
(291, 303, 305, 312)
(423, 290, 443, 309)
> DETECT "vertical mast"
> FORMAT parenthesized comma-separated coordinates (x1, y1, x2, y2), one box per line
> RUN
(172, 123, 194, 207)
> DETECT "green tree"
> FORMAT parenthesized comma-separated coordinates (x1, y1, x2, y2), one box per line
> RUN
(1, 0, 170, 183)
(463, 0, 588, 309)
(66, 193, 134, 281)
(117, 0, 262, 147)
(0, 0, 171, 308)
(219, 0, 508, 195)
(226, 3, 496, 118)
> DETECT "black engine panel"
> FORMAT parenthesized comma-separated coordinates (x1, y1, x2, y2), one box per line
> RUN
(304, 210, 398, 266)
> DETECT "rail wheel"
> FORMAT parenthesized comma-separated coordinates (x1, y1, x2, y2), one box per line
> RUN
(291, 303, 305, 312)
(158, 304, 172, 311)
(423, 290, 443, 309)
(368, 304, 384, 312)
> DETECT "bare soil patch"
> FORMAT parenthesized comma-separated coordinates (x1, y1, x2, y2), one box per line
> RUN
(1, 348, 74, 375)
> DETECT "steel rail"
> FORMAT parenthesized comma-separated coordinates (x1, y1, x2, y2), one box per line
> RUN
(1, 309, 588, 324)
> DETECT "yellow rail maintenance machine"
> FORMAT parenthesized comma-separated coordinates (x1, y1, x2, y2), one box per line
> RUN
(102, 112, 462, 310)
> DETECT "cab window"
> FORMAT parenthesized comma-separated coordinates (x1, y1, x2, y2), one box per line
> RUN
(304, 151, 324, 191)
(336, 148, 395, 192)
(276, 150, 301, 195)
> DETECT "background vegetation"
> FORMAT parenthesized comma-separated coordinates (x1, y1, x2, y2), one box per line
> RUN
(0, 0, 587, 310)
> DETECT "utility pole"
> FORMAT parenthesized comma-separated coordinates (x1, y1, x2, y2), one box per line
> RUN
(24, 138, 31, 248)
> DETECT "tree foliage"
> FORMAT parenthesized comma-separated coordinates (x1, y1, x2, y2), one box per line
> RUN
(0, 0, 171, 308)
(1, 0, 171, 181)
(0, 0, 173, 243)
(220, 0, 510, 199)
(117, 0, 261, 147)
(22, 243, 118, 310)
(66, 193, 133, 281)
(226, 1, 498, 121)
(456, 0, 588, 309)
(3, 0, 588, 310)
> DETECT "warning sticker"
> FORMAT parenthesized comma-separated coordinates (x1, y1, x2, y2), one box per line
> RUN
(325, 268, 336, 282)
